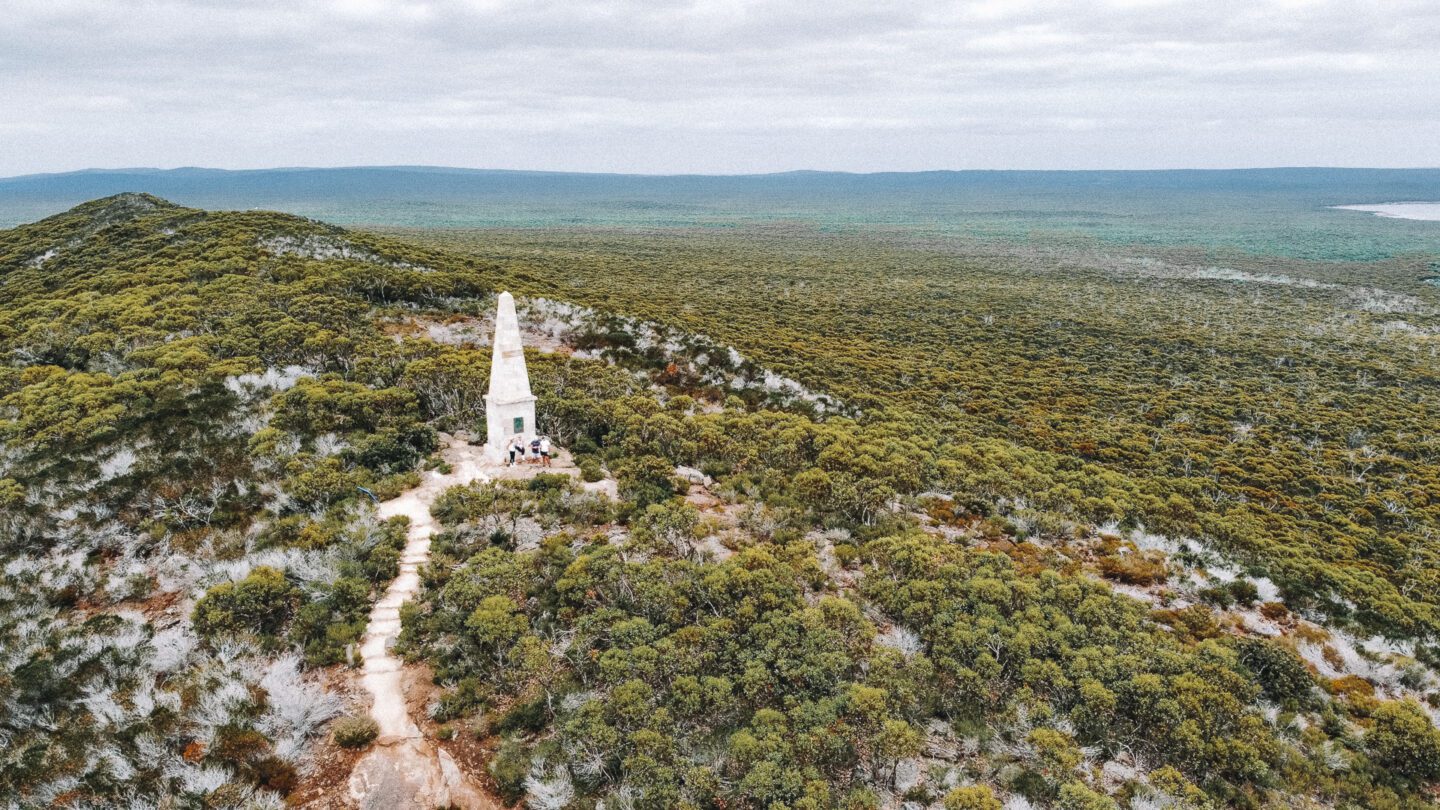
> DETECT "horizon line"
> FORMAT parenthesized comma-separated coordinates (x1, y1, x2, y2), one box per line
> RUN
(5, 163, 1440, 184)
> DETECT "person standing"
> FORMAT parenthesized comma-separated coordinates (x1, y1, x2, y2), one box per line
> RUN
(509, 437, 523, 466)
(539, 435, 552, 468)
(530, 436, 542, 464)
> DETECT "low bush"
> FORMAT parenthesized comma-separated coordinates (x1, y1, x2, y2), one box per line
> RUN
(944, 785, 1002, 810)
(489, 738, 531, 804)
(1097, 551, 1168, 585)
(333, 715, 380, 749)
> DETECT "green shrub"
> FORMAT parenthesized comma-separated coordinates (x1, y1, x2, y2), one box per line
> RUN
(615, 454, 678, 509)
(371, 470, 422, 500)
(495, 694, 548, 734)
(283, 456, 364, 511)
(489, 738, 531, 804)
(0, 478, 25, 509)
(363, 539, 402, 583)
(580, 457, 604, 482)
(192, 566, 302, 642)
(1029, 727, 1082, 772)
(1057, 782, 1118, 810)
(944, 785, 1002, 810)
(1226, 579, 1260, 607)
(434, 676, 489, 722)
(1235, 637, 1314, 704)
(1367, 700, 1440, 783)
(288, 576, 371, 666)
(332, 715, 380, 749)
(1008, 768, 1054, 803)
(527, 472, 573, 493)
(1197, 585, 1234, 609)
(841, 787, 882, 809)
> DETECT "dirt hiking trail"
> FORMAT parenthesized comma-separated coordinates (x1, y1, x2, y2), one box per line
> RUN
(347, 436, 502, 810)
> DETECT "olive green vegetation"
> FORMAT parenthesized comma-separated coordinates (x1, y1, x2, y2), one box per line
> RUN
(332, 716, 380, 750)
(191, 517, 408, 664)
(0, 194, 500, 803)
(2, 195, 1439, 807)
(389, 225, 1440, 643)
(400, 395, 1440, 808)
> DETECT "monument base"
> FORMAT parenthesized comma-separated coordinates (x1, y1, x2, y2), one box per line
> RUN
(484, 392, 537, 459)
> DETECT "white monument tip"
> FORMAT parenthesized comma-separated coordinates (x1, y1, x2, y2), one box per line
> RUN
(485, 292, 537, 458)
(487, 292, 533, 403)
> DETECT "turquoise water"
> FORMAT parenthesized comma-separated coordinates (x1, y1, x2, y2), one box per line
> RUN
(2, 167, 1438, 262)
(225, 194, 1440, 263)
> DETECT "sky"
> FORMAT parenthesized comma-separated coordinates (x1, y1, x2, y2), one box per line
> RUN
(1, 0, 1438, 176)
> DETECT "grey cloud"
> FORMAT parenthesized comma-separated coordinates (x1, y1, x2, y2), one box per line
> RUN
(0, 0, 1436, 174)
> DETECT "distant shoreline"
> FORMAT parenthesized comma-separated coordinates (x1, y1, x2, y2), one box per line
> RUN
(1332, 202, 1440, 221)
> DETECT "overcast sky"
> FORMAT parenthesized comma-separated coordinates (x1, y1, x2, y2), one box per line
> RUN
(1, 0, 1437, 175)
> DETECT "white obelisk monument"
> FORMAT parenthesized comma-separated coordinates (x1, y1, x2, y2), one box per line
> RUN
(484, 291, 537, 460)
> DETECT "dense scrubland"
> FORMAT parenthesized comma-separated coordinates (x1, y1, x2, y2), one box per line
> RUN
(394, 225, 1440, 643)
(384, 222, 1440, 809)
(1, 194, 1438, 809)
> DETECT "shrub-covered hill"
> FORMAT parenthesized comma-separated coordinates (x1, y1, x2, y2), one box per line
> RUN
(0, 193, 523, 806)
(2, 195, 1440, 809)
